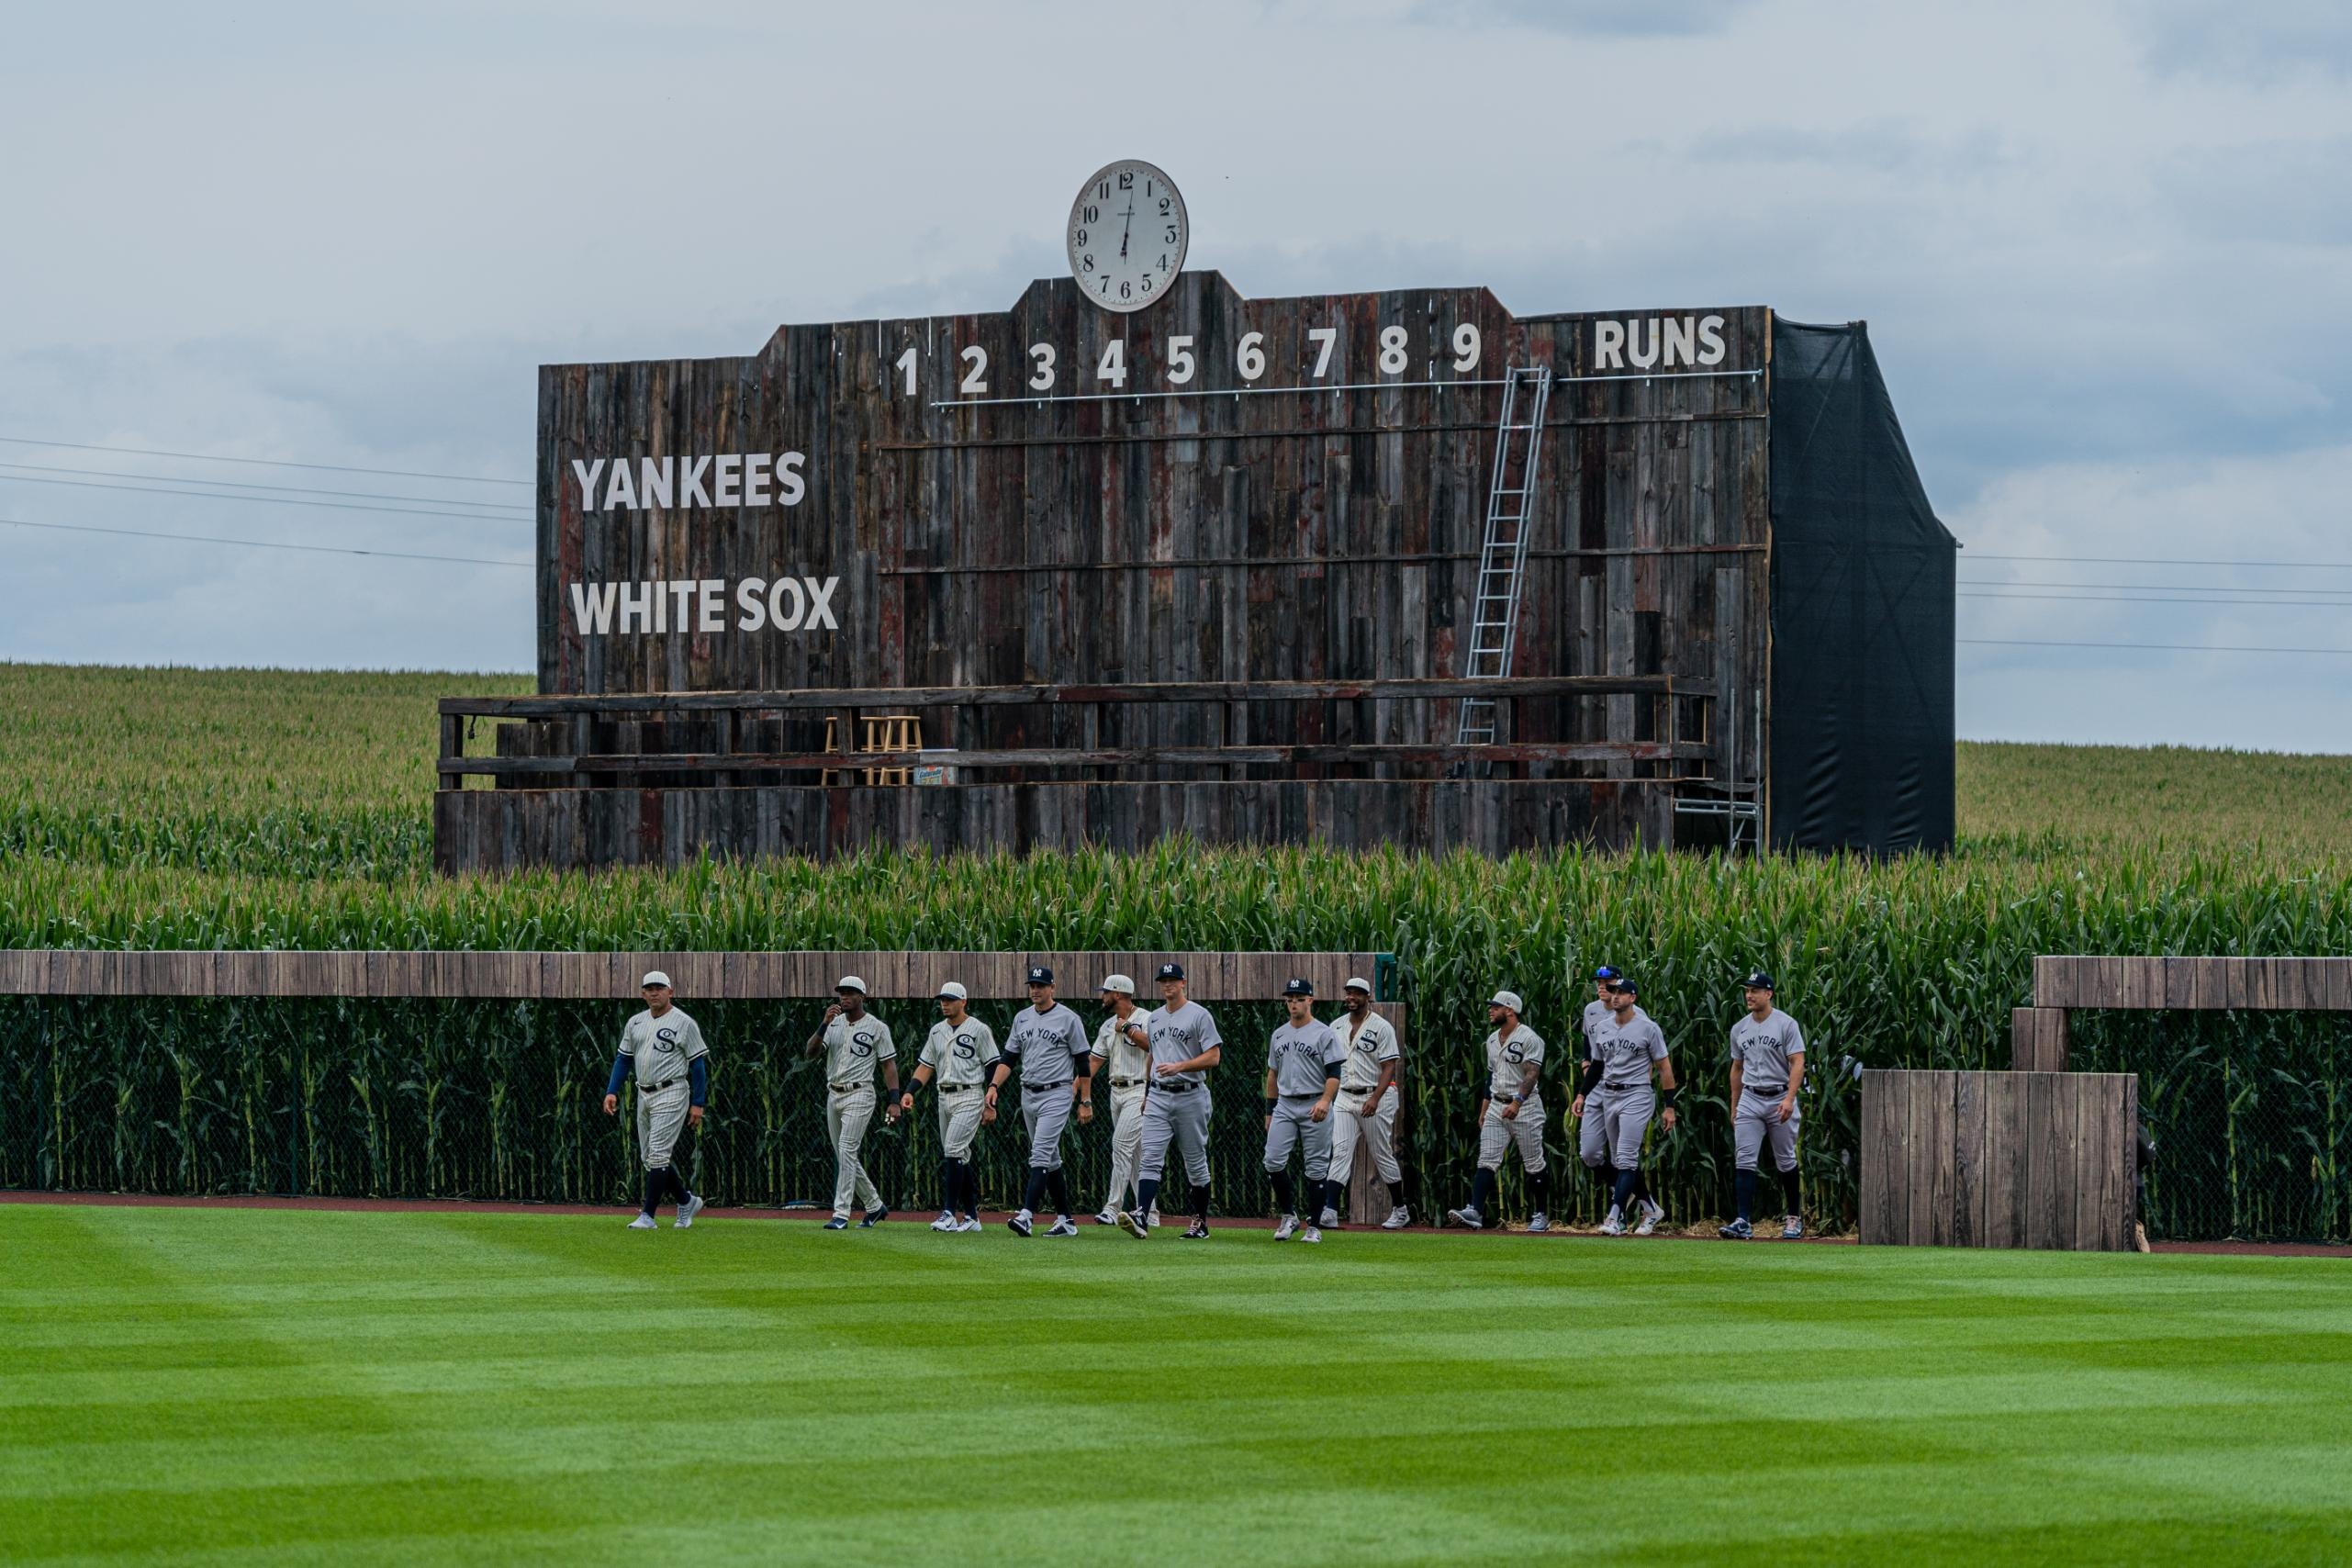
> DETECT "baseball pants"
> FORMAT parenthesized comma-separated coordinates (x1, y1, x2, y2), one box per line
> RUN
(936, 1086, 984, 1160)
(1022, 1084, 1075, 1171)
(635, 1080, 692, 1171)
(826, 1084, 882, 1218)
(1262, 1096, 1334, 1182)
(1577, 1084, 1616, 1169)
(1104, 1081, 1148, 1208)
(1137, 1085, 1212, 1185)
(1327, 1089, 1402, 1187)
(1733, 1089, 1800, 1172)
(1476, 1096, 1548, 1173)
(1594, 1083, 1655, 1167)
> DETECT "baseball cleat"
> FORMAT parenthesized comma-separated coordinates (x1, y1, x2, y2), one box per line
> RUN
(823, 1216, 849, 1230)
(1182, 1219, 1212, 1239)
(1148, 1211, 1161, 1227)
(1118, 1210, 1149, 1239)
(1093, 1210, 1120, 1226)
(1526, 1213, 1551, 1234)
(858, 1206, 887, 1228)
(1045, 1217, 1079, 1238)
(1635, 1198, 1662, 1237)
(1599, 1208, 1627, 1237)
(1299, 1226, 1322, 1244)
(1444, 1205, 1484, 1229)
(626, 1213, 658, 1230)
(953, 1215, 983, 1233)
(1007, 1211, 1034, 1238)
(1381, 1205, 1411, 1229)
(1719, 1218, 1753, 1239)
(1782, 1216, 1804, 1240)
(1317, 1207, 1340, 1229)
(1273, 1215, 1299, 1241)
(674, 1193, 704, 1228)
(931, 1210, 957, 1231)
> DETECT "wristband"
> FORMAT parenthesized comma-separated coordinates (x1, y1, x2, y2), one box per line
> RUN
(1661, 1087, 1679, 1109)
(1265, 1098, 1279, 1115)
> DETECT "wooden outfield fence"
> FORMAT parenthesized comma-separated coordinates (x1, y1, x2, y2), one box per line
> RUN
(1860, 1070, 2138, 1251)
(2012, 955, 2352, 1071)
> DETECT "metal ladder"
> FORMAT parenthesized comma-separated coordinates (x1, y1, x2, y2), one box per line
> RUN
(1454, 365, 1554, 748)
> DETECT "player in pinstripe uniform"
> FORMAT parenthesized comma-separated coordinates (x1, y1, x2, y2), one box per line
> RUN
(1445, 990, 1552, 1232)
(1719, 970, 1807, 1240)
(1118, 962, 1222, 1241)
(1089, 974, 1159, 1227)
(602, 970, 709, 1229)
(1317, 976, 1410, 1230)
(1576, 978, 1678, 1236)
(992, 965, 1093, 1238)
(897, 980, 1000, 1233)
(805, 974, 900, 1230)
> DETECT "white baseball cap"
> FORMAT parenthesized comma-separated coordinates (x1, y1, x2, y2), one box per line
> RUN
(1489, 990, 1523, 1013)
(935, 980, 968, 1002)
(1100, 973, 1135, 995)
(1344, 976, 1372, 994)
(641, 970, 672, 990)
(836, 975, 867, 994)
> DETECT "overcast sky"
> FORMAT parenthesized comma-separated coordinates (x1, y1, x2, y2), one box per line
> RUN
(4, 0, 2348, 750)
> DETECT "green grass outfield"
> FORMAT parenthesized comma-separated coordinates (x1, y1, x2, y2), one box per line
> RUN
(6, 1205, 2349, 1566)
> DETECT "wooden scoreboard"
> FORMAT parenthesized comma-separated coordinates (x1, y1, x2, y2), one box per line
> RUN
(437, 168, 1954, 872)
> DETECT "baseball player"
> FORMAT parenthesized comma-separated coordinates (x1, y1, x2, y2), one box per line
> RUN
(898, 980, 1000, 1233)
(1576, 978, 1678, 1236)
(805, 974, 901, 1231)
(1318, 976, 1409, 1230)
(1444, 990, 1551, 1232)
(1089, 974, 1159, 1227)
(993, 965, 1093, 1238)
(1262, 979, 1345, 1243)
(1719, 970, 1807, 1240)
(602, 970, 709, 1229)
(1575, 965, 1663, 1230)
(1118, 961, 1222, 1241)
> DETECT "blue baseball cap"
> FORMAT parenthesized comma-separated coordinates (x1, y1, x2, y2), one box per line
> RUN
(1594, 966, 1621, 982)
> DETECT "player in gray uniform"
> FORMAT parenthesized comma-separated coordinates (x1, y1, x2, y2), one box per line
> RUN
(1089, 974, 1159, 1227)
(805, 974, 901, 1230)
(1318, 976, 1409, 1230)
(602, 970, 709, 1229)
(1574, 965, 1663, 1232)
(992, 965, 1094, 1238)
(1118, 962, 1223, 1241)
(1445, 990, 1551, 1232)
(1575, 978, 1679, 1236)
(1262, 979, 1345, 1243)
(1719, 970, 1808, 1240)
(897, 980, 1001, 1233)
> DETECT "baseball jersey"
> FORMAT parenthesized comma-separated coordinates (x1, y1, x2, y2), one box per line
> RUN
(1142, 1001, 1222, 1087)
(619, 1007, 708, 1088)
(1334, 1008, 1402, 1093)
(1484, 1023, 1546, 1099)
(1729, 1008, 1806, 1092)
(1092, 1011, 1149, 1081)
(1005, 1001, 1089, 1087)
(1590, 1008, 1670, 1088)
(920, 1016, 1000, 1088)
(1267, 1019, 1346, 1098)
(821, 1011, 895, 1085)
(1580, 998, 1615, 1060)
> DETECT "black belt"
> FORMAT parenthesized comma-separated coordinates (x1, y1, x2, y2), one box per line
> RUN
(1746, 1084, 1787, 1097)
(940, 1083, 979, 1093)
(1154, 1080, 1197, 1092)
(1110, 1078, 1143, 1088)
(829, 1081, 869, 1093)
(1603, 1081, 1647, 1092)
(642, 1078, 682, 1093)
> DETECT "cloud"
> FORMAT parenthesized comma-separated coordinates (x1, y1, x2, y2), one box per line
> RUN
(2157, 137, 2352, 248)
(2132, 0, 2352, 83)
(1406, 0, 1754, 37)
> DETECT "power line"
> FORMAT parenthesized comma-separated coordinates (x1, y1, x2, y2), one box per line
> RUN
(1960, 590, 2352, 608)
(0, 471, 532, 524)
(0, 433, 529, 487)
(0, 459, 531, 513)
(1958, 577, 2352, 597)
(1961, 637, 2352, 655)
(1967, 552, 2352, 571)
(0, 515, 531, 568)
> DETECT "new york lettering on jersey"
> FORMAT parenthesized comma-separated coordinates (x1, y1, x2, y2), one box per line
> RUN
(822, 1014, 894, 1085)
(1006, 1002, 1088, 1086)
(1145, 1002, 1222, 1086)
(1267, 1020, 1343, 1098)
(1730, 1010, 1805, 1091)
(1593, 1011, 1669, 1086)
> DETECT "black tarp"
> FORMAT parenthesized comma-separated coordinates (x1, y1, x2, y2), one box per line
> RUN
(1767, 319, 1957, 854)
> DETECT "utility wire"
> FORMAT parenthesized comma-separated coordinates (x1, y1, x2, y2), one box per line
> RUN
(1959, 577, 2352, 597)
(1967, 552, 2352, 571)
(0, 433, 529, 487)
(1960, 590, 2352, 608)
(0, 471, 531, 524)
(0, 459, 531, 513)
(1961, 637, 2352, 655)
(0, 515, 531, 568)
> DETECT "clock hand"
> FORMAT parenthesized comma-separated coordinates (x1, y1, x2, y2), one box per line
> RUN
(1119, 201, 1135, 259)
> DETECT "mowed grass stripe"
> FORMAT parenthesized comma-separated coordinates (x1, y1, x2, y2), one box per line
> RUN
(2, 1205, 2349, 1564)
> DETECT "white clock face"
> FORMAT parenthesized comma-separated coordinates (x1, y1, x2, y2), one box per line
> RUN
(1068, 160, 1186, 313)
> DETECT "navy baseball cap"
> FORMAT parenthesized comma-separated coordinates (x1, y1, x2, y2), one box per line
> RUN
(1744, 971, 1775, 991)
(1156, 962, 1186, 981)
(1026, 966, 1054, 985)
(1607, 978, 1639, 996)
(1282, 978, 1314, 997)
(1594, 965, 1621, 982)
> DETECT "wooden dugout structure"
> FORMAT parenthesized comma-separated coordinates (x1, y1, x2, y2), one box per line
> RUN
(436, 272, 1954, 873)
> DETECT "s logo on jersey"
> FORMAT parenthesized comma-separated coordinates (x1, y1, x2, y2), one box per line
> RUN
(851, 1029, 878, 1057)
(953, 1033, 978, 1061)
(1505, 1041, 1529, 1064)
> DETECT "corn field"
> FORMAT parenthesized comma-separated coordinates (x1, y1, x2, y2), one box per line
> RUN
(4, 665, 2350, 1238)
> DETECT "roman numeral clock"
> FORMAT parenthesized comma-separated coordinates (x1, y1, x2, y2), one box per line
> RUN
(1068, 159, 1188, 311)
